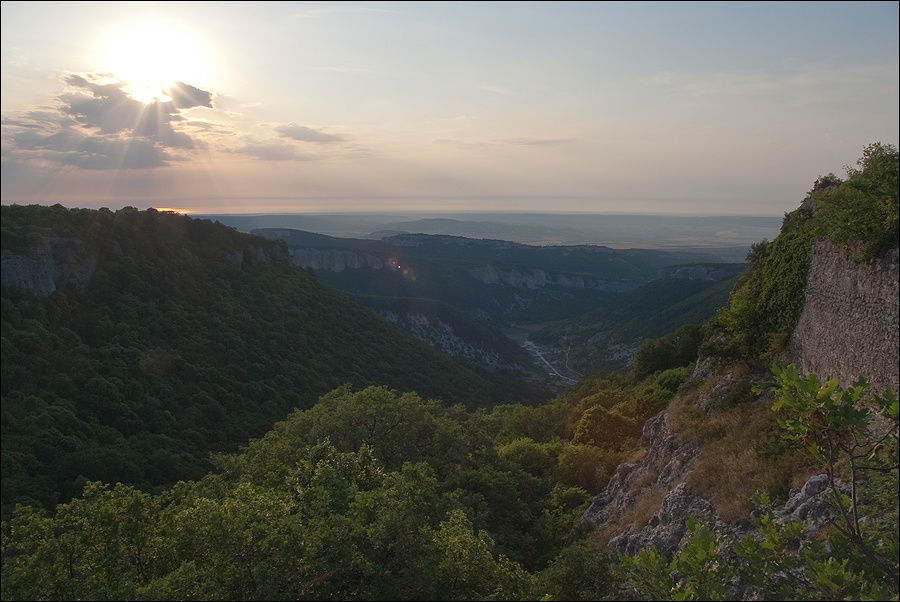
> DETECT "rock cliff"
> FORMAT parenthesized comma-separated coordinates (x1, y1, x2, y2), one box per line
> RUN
(790, 241, 899, 394)
(466, 265, 633, 292)
(578, 238, 899, 558)
(1, 237, 96, 297)
(375, 310, 529, 374)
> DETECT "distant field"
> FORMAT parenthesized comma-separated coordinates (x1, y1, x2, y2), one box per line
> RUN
(197, 212, 782, 258)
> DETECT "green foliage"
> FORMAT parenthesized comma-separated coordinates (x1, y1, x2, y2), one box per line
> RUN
(1, 361, 693, 601)
(616, 518, 735, 601)
(533, 269, 743, 373)
(630, 323, 704, 380)
(734, 493, 896, 601)
(1, 205, 515, 517)
(618, 492, 897, 601)
(816, 142, 900, 259)
(538, 539, 616, 601)
(706, 143, 899, 359)
(284, 229, 720, 329)
(767, 364, 899, 594)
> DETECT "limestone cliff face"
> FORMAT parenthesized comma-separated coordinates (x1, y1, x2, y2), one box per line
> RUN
(790, 241, 899, 394)
(1, 237, 97, 297)
(375, 310, 529, 374)
(466, 265, 633, 292)
(2, 235, 286, 296)
(288, 248, 388, 272)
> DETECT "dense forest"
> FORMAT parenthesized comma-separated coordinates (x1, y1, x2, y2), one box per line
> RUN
(1, 143, 897, 600)
(1, 206, 540, 517)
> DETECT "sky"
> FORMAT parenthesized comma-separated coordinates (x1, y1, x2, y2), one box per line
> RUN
(1, 1, 898, 215)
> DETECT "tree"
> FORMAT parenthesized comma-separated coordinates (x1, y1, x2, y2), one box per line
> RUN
(767, 364, 899, 595)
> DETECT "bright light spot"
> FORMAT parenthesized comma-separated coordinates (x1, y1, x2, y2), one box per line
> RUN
(153, 207, 193, 214)
(93, 17, 216, 103)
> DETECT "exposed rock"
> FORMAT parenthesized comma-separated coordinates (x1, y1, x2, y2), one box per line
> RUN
(667, 265, 737, 282)
(578, 230, 898, 571)
(579, 395, 844, 560)
(467, 265, 633, 292)
(774, 473, 846, 536)
(377, 310, 527, 374)
(578, 410, 704, 558)
(790, 241, 899, 394)
(288, 248, 387, 272)
(1, 237, 96, 297)
(609, 482, 716, 556)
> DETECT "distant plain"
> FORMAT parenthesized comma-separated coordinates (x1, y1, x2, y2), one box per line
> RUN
(200, 212, 783, 262)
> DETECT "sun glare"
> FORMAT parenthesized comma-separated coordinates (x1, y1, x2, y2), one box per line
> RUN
(152, 207, 193, 214)
(93, 18, 214, 104)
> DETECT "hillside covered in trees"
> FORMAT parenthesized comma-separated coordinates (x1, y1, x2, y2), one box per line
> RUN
(0, 205, 540, 517)
(1, 143, 897, 600)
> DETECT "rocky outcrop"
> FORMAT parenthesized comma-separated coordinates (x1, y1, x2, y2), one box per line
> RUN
(377, 310, 527, 374)
(1, 237, 96, 297)
(773, 473, 844, 535)
(467, 265, 633, 292)
(666, 265, 737, 282)
(288, 248, 389, 272)
(790, 241, 899, 394)
(578, 410, 704, 556)
(579, 397, 844, 559)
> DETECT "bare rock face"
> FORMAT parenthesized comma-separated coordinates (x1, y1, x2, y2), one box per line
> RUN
(288, 248, 387, 272)
(376, 310, 528, 374)
(578, 410, 705, 557)
(774, 473, 845, 535)
(790, 241, 899, 394)
(667, 265, 736, 282)
(467, 265, 633, 292)
(1, 237, 96, 297)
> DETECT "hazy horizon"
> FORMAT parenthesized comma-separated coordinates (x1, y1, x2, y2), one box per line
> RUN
(2, 2, 897, 214)
(1, 201, 789, 218)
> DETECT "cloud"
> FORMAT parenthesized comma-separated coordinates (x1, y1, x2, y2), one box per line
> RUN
(433, 137, 576, 148)
(275, 123, 344, 142)
(183, 120, 236, 135)
(1, 72, 213, 169)
(10, 127, 172, 169)
(166, 81, 214, 109)
(231, 139, 312, 161)
(501, 137, 576, 146)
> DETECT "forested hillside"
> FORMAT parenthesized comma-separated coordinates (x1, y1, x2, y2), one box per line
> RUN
(0, 205, 531, 516)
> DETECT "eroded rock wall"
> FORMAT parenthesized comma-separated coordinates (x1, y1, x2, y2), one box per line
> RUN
(1, 237, 96, 297)
(790, 241, 899, 394)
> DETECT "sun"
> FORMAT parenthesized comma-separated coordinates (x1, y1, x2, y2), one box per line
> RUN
(93, 17, 215, 104)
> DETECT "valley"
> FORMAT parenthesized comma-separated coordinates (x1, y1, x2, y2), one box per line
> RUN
(253, 227, 746, 383)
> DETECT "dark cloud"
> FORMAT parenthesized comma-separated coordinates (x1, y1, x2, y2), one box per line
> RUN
(1, 73, 213, 170)
(275, 123, 344, 142)
(232, 140, 312, 161)
(11, 125, 174, 169)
